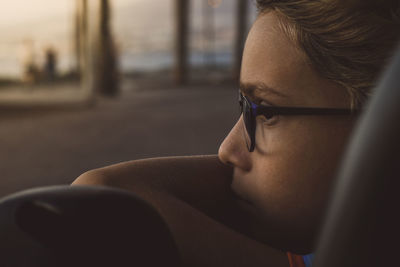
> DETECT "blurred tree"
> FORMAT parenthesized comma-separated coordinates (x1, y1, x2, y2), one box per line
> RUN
(74, 0, 81, 75)
(74, 0, 88, 76)
(233, 0, 248, 82)
(174, 0, 190, 85)
(95, 0, 119, 96)
(202, 0, 216, 68)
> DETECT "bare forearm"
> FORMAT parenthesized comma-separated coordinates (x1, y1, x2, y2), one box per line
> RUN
(72, 155, 289, 266)
(73, 155, 229, 193)
(73, 155, 238, 223)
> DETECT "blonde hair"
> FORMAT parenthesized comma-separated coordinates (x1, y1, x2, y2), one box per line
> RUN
(256, 0, 400, 108)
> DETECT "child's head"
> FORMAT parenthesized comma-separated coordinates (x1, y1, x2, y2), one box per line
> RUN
(255, 0, 400, 109)
(218, 0, 399, 253)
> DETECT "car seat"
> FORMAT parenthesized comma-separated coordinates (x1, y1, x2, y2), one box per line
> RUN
(314, 44, 400, 267)
(0, 185, 181, 267)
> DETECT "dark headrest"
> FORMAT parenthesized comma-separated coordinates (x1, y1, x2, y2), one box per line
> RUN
(314, 44, 400, 267)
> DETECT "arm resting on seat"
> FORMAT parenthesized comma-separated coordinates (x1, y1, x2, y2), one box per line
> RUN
(72, 155, 289, 267)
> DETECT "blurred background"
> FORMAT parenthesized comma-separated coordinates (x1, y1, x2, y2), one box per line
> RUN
(0, 0, 257, 198)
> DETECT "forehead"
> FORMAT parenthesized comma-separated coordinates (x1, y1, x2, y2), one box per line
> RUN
(240, 12, 349, 107)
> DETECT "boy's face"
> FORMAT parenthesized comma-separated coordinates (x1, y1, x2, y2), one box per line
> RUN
(218, 11, 355, 251)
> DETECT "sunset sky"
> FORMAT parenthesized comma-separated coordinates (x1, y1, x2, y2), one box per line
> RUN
(0, 0, 255, 78)
(0, 0, 135, 77)
(0, 0, 72, 26)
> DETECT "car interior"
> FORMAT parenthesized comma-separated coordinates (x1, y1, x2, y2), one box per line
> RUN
(0, 4, 399, 265)
(0, 43, 398, 266)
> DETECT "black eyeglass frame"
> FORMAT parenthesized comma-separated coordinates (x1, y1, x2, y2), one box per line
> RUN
(239, 93, 359, 152)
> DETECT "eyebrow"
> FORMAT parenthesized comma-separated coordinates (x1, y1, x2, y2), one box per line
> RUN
(239, 82, 289, 99)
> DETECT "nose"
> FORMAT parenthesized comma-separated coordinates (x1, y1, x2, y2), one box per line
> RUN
(218, 116, 252, 171)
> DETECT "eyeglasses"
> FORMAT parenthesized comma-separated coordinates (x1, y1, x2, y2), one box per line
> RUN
(239, 92, 358, 152)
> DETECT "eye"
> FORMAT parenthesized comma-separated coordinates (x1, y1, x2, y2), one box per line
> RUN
(258, 101, 279, 126)
(258, 113, 279, 126)
(262, 110, 275, 120)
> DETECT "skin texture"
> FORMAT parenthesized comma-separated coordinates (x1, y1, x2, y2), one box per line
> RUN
(73, 10, 357, 265)
(218, 11, 355, 251)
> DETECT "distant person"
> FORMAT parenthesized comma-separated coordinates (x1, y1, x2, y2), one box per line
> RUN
(24, 63, 40, 85)
(21, 39, 40, 85)
(73, 0, 400, 266)
(43, 47, 58, 82)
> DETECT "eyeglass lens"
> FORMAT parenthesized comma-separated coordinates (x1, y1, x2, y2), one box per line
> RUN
(240, 94, 256, 152)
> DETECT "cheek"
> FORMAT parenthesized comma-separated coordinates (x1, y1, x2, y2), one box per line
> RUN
(249, 118, 354, 226)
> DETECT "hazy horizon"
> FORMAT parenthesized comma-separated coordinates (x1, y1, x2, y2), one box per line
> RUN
(0, 0, 256, 79)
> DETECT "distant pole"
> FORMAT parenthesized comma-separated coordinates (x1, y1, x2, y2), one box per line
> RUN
(74, 0, 88, 76)
(202, 1, 216, 68)
(95, 0, 119, 96)
(74, 0, 81, 74)
(81, 0, 88, 73)
(233, 0, 248, 82)
(174, 0, 190, 85)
